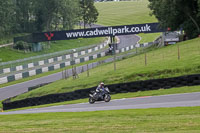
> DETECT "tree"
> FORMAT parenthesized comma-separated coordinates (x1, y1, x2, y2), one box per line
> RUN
(34, 0, 80, 32)
(0, 0, 15, 37)
(0, 0, 85, 40)
(34, 0, 58, 32)
(59, 0, 80, 30)
(80, 0, 99, 29)
(14, 0, 36, 32)
(148, 0, 200, 38)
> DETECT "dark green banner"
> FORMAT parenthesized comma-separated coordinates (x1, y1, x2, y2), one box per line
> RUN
(14, 23, 165, 43)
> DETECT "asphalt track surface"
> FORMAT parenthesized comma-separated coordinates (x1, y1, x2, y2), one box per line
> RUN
(1, 92, 200, 115)
(0, 34, 140, 101)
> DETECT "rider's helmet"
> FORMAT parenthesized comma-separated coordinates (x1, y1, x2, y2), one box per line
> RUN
(100, 82, 104, 87)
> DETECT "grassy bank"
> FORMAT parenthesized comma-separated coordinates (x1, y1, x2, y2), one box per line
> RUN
(95, 0, 160, 43)
(138, 33, 161, 44)
(11, 38, 200, 101)
(95, 1, 156, 26)
(0, 37, 104, 62)
(0, 107, 200, 132)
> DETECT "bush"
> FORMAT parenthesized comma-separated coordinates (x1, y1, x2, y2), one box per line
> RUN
(14, 41, 31, 51)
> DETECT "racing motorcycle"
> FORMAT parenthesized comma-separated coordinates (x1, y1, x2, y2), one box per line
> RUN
(89, 87, 111, 104)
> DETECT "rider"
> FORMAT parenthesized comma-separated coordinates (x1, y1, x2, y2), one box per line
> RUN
(96, 82, 105, 99)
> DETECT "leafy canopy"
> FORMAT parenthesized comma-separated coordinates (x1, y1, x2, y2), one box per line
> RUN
(148, 0, 200, 38)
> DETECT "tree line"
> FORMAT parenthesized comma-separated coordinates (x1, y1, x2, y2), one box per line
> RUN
(148, 0, 200, 39)
(0, 0, 98, 38)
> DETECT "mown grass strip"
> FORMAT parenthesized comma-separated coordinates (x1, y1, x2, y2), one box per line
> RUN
(0, 107, 200, 132)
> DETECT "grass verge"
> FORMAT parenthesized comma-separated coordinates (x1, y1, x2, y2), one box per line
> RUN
(138, 33, 161, 44)
(0, 107, 200, 132)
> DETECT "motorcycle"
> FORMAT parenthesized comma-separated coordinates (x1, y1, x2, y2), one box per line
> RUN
(89, 87, 111, 104)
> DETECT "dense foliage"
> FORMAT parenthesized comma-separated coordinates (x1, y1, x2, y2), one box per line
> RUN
(148, 0, 200, 38)
(80, 0, 99, 28)
(0, 0, 98, 38)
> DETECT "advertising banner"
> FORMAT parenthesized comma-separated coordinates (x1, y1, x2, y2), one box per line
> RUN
(14, 23, 165, 43)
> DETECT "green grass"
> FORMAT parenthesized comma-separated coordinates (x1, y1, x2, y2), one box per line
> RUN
(5, 85, 200, 112)
(11, 38, 200, 101)
(138, 33, 161, 44)
(0, 107, 200, 132)
(0, 37, 104, 62)
(95, 0, 160, 43)
(95, 1, 156, 26)
(41, 38, 104, 54)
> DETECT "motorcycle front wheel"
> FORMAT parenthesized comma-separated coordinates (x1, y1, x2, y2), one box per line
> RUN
(89, 97, 95, 104)
(104, 94, 111, 102)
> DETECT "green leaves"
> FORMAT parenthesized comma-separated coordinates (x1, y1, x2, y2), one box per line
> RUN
(80, 0, 99, 28)
(0, 0, 15, 37)
(0, 0, 99, 38)
(198, 0, 200, 17)
(148, 0, 200, 38)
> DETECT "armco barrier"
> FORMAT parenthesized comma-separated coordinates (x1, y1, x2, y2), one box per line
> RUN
(2, 74, 200, 110)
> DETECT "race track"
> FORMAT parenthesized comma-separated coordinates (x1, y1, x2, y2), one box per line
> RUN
(1, 92, 200, 115)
